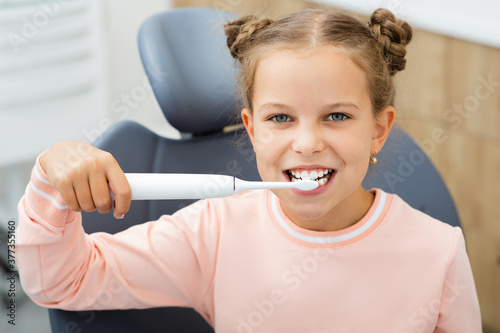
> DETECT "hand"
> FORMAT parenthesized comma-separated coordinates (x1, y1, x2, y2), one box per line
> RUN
(40, 141, 131, 219)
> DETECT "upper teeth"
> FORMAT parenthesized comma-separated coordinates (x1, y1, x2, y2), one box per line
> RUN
(290, 169, 332, 180)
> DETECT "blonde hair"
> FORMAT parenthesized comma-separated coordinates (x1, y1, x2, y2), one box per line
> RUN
(224, 8, 412, 115)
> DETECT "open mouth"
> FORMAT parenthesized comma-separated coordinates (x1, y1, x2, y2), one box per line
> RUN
(286, 168, 335, 187)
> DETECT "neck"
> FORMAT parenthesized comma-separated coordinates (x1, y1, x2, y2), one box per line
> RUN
(284, 187, 375, 232)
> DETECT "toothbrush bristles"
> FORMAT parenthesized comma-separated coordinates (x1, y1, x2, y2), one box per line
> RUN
(295, 180, 319, 191)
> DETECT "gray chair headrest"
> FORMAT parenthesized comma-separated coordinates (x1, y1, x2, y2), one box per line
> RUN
(138, 8, 240, 135)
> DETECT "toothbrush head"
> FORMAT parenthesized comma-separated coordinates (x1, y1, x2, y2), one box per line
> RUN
(294, 180, 319, 191)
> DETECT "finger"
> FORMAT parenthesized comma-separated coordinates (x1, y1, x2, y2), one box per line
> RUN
(73, 178, 96, 213)
(105, 161, 131, 219)
(56, 181, 82, 212)
(89, 171, 112, 214)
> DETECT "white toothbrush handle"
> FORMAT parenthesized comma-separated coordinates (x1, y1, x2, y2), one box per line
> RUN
(124, 173, 234, 200)
(234, 178, 317, 193)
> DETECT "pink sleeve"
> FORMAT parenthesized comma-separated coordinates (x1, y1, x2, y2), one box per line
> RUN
(16, 156, 219, 322)
(434, 228, 481, 332)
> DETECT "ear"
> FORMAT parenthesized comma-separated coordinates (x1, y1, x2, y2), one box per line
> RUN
(371, 105, 395, 153)
(241, 108, 256, 151)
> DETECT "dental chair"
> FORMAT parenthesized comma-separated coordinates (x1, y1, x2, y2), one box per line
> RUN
(47, 7, 460, 333)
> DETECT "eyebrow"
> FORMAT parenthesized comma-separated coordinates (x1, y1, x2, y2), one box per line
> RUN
(258, 102, 361, 113)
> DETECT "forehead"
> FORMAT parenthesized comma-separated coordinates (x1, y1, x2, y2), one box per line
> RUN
(253, 46, 370, 109)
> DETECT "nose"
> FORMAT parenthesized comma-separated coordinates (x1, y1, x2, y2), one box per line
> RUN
(291, 123, 325, 156)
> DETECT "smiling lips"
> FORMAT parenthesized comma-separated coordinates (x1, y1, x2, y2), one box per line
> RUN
(286, 168, 335, 186)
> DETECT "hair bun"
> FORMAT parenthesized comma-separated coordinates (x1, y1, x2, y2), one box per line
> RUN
(224, 16, 273, 59)
(369, 8, 412, 75)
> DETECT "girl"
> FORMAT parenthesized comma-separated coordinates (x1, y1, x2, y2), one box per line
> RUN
(17, 7, 481, 332)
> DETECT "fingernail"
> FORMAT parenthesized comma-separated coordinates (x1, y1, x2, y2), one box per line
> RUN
(115, 214, 125, 220)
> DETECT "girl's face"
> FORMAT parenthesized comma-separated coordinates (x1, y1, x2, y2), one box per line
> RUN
(242, 46, 394, 231)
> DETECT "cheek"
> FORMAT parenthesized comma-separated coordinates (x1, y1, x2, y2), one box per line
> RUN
(252, 126, 278, 170)
(253, 125, 276, 151)
(252, 126, 290, 178)
(254, 148, 280, 182)
(333, 131, 372, 166)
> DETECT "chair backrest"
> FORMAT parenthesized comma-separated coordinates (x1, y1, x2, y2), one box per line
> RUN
(48, 7, 460, 333)
(362, 126, 460, 227)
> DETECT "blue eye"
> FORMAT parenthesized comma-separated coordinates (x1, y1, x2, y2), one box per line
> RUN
(271, 114, 292, 123)
(326, 113, 349, 122)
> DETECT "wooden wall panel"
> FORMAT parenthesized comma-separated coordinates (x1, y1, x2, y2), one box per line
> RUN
(395, 31, 448, 122)
(447, 40, 500, 142)
(171, 0, 500, 330)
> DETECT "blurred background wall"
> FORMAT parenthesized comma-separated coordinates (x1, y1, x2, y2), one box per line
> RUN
(1, 0, 499, 331)
(0, 0, 179, 226)
(0, 1, 175, 331)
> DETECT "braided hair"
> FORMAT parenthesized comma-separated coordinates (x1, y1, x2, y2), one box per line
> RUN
(224, 8, 413, 114)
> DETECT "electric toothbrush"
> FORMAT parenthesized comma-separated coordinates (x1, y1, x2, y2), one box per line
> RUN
(120, 173, 318, 200)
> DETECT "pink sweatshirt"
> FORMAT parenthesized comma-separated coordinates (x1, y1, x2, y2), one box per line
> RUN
(17, 158, 481, 332)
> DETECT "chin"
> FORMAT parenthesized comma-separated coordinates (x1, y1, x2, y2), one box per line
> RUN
(279, 197, 330, 222)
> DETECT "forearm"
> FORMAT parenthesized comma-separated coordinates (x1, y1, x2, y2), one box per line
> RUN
(16, 157, 93, 308)
(15, 157, 218, 313)
(17, 192, 148, 310)
(16, 157, 140, 310)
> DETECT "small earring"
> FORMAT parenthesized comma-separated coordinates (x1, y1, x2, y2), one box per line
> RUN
(370, 149, 378, 164)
